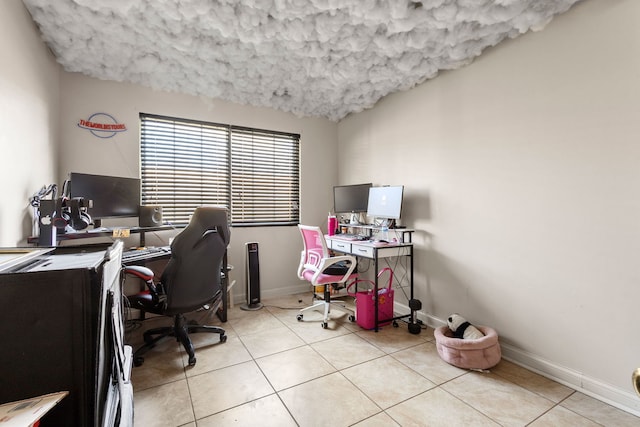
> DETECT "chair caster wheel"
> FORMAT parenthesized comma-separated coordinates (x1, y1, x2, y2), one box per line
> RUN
(321, 322, 328, 329)
(188, 356, 197, 366)
(220, 334, 227, 343)
(348, 315, 356, 322)
(393, 321, 399, 328)
(133, 356, 144, 367)
(296, 314, 303, 321)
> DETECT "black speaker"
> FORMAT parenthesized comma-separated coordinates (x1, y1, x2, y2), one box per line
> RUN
(241, 242, 263, 311)
(139, 206, 163, 227)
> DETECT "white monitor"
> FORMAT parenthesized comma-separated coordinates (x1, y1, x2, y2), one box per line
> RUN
(367, 185, 404, 221)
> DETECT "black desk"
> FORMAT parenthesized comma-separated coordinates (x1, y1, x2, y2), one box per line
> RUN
(28, 224, 180, 246)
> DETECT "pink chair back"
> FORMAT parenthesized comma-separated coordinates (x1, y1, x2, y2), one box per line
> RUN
(298, 224, 357, 285)
(299, 225, 329, 270)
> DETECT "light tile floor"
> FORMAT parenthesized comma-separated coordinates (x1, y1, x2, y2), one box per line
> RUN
(127, 293, 639, 427)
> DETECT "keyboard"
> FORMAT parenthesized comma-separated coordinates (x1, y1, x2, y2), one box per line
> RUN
(331, 233, 370, 241)
(122, 246, 170, 263)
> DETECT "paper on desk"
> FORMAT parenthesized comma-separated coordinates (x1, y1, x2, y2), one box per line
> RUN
(0, 391, 68, 426)
(113, 228, 130, 238)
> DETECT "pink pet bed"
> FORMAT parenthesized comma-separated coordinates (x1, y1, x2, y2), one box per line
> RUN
(434, 325, 501, 370)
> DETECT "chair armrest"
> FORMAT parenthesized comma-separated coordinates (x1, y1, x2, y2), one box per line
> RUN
(124, 265, 161, 300)
(312, 255, 357, 284)
(317, 255, 355, 270)
(124, 265, 154, 281)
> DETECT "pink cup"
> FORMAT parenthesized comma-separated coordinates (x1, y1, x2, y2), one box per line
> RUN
(327, 215, 337, 236)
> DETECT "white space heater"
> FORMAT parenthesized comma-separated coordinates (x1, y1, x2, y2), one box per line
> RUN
(240, 242, 263, 311)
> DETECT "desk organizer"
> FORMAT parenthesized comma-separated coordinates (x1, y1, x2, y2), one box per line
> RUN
(434, 325, 501, 370)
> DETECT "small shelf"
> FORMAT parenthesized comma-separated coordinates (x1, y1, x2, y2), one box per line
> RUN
(336, 223, 414, 243)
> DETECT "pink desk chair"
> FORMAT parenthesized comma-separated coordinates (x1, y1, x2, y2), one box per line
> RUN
(296, 224, 357, 328)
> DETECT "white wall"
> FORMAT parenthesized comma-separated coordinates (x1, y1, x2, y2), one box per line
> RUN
(0, 0, 60, 246)
(338, 0, 640, 415)
(58, 72, 339, 299)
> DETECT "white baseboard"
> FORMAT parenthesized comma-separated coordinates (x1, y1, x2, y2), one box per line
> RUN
(500, 343, 640, 417)
(237, 284, 307, 304)
(393, 302, 640, 418)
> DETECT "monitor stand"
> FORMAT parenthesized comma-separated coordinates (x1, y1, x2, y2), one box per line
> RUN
(378, 218, 394, 228)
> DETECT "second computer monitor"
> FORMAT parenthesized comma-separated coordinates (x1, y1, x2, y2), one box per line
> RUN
(367, 185, 404, 224)
(69, 172, 141, 220)
(333, 183, 372, 214)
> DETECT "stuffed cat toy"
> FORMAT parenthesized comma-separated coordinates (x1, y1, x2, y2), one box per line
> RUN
(447, 313, 485, 340)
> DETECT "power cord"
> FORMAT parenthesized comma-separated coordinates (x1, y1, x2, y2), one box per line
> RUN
(29, 183, 58, 208)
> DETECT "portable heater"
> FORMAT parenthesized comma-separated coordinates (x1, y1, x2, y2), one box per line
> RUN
(240, 242, 263, 311)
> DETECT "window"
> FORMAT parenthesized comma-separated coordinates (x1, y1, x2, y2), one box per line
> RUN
(140, 113, 300, 226)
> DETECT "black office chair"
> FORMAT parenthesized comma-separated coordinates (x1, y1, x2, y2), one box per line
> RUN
(124, 206, 230, 367)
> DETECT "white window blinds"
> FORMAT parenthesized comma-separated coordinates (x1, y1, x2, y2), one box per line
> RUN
(140, 114, 300, 226)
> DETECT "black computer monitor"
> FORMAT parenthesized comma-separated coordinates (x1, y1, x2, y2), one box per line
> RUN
(367, 185, 404, 222)
(69, 172, 141, 220)
(333, 183, 372, 214)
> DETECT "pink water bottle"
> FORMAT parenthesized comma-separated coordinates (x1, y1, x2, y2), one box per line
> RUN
(327, 214, 337, 236)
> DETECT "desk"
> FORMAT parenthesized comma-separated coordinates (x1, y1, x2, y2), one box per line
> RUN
(325, 235, 414, 332)
(28, 224, 180, 247)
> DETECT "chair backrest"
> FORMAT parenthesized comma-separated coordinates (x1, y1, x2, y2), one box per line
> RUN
(161, 206, 230, 315)
(298, 225, 330, 271)
(298, 224, 357, 285)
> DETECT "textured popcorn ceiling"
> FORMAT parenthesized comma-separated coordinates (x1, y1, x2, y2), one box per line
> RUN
(23, 0, 581, 121)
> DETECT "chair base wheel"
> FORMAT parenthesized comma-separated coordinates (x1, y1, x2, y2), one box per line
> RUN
(348, 315, 356, 322)
(188, 356, 196, 366)
(220, 334, 227, 343)
(296, 314, 303, 321)
(321, 322, 328, 329)
(133, 356, 144, 367)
